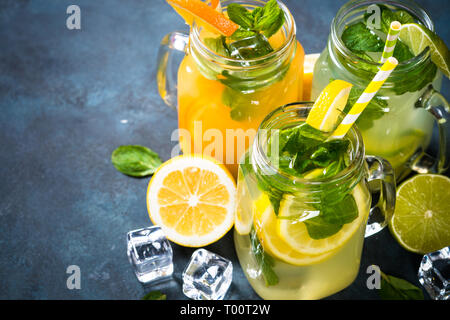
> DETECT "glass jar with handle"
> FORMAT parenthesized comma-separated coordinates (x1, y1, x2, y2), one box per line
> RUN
(234, 103, 396, 300)
(157, 0, 305, 177)
(311, 0, 449, 181)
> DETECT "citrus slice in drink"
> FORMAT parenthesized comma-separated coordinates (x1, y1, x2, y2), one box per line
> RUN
(252, 194, 335, 266)
(303, 53, 320, 101)
(277, 185, 368, 255)
(389, 174, 450, 254)
(306, 80, 353, 132)
(147, 155, 236, 247)
(167, 0, 239, 37)
(399, 23, 450, 78)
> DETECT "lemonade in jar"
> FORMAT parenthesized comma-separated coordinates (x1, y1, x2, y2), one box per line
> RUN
(234, 77, 397, 299)
(311, 0, 449, 181)
(158, 0, 304, 176)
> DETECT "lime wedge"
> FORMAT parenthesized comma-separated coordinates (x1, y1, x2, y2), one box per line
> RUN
(389, 174, 450, 254)
(399, 23, 450, 78)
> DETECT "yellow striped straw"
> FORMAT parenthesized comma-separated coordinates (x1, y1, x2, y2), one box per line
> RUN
(380, 21, 402, 63)
(330, 57, 399, 140)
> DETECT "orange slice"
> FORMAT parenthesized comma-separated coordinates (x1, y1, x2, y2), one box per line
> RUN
(167, 0, 239, 37)
(147, 155, 236, 247)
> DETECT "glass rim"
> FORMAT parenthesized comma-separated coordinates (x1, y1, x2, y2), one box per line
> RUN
(190, 0, 296, 69)
(330, 0, 435, 74)
(253, 102, 366, 187)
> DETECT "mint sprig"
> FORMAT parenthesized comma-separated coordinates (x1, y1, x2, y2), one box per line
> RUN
(228, 0, 285, 40)
(111, 145, 162, 177)
(250, 228, 279, 286)
(378, 269, 424, 300)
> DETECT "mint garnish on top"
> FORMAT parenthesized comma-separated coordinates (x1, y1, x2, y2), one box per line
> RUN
(228, 0, 285, 41)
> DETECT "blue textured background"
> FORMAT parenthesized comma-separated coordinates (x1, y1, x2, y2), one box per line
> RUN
(0, 0, 448, 300)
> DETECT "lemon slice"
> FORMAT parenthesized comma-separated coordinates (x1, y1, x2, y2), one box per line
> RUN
(277, 185, 368, 255)
(305, 80, 353, 132)
(389, 174, 450, 254)
(252, 194, 334, 266)
(147, 155, 236, 247)
(303, 53, 320, 101)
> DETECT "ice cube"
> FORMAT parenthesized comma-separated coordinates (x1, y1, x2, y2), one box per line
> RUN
(127, 226, 173, 284)
(418, 246, 450, 300)
(182, 249, 232, 300)
(229, 33, 274, 60)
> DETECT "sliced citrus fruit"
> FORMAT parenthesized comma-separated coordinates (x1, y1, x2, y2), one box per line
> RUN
(234, 167, 255, 235)
(147, 155, 236, 247)
(389, 174, 450, 254)
(303, 53, 320, 101)
(399, 23, 450, 78)
(252, 194, 335, 266)
(277, 185, 368, 255)
(306, 79, 353, 132)
(167, 0, 239, 37)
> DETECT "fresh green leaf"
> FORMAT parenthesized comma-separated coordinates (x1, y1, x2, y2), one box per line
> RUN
(111, 145, 162, 177)
(254, 0, 282, 32)
(142, 290, 167, 300)
(342, 22, 384, 52)
(395, 10, 415, 24)
(204, 36, 231, 57)
(393, 40, 415, 62)
(252, 7, 264, 22)
(250, 228, 279, 286)
(227, 3, 254, 29)
(379, 271, 424, 300)
(304, 216, 343, 240)
(230, 27, 257, 40)
(262, 8, 285, 38)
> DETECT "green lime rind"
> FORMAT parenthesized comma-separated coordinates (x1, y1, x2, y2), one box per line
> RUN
(399, 23, 450, 78)
(389, 174, 450, 254)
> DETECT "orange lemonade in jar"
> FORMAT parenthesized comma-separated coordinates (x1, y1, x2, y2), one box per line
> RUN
(159, 0, 304, 176)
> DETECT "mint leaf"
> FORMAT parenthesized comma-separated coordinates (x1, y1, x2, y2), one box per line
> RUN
(342, 22, 384, 52)
(254, 0, 282, 31)
(111, 145, 162, 177)
(142, 290, 167, 300)
(250, 228, 279, 286)
(229, 0, 284, 44)
(230, 27, 257, 40)
(379, 271, 424, 300)
(227, 3, 254, 29)
(204, 36, 231, 57)
(262, 9, 285, 38)
(393, 40, 414, 62)
(395, 10, 415, 24)
(304, 216, 343, 240)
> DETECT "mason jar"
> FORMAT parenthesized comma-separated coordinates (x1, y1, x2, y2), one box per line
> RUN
(311, 0, 449, 181)
(234, 103, 396, 300)
(157, 0, 305, 177)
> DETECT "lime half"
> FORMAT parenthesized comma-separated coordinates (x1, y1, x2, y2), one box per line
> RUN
(389, 174, 450, 254)
(399, 23, 450, 78)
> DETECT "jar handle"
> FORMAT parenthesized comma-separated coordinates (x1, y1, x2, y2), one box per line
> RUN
(365, 155, 396, 238)
(156, 32, 189, 110)
(410, 84, 450, 174)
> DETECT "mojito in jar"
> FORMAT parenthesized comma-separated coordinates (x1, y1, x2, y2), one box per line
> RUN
(311, 0, 449, 181)
(234, 102, 395, 300)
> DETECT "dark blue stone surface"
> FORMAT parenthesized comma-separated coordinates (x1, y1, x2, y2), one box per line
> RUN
(0, 0, 448, 300)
